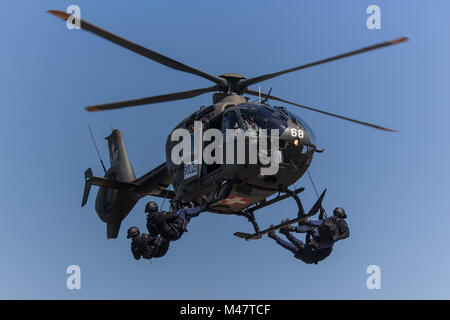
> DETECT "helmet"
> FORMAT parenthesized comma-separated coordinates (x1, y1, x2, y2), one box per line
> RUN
(127, 226, 140, 239)
(333, 207, 347, 219)
(145, 201, 158, 213)
(170, 198, 181, 210)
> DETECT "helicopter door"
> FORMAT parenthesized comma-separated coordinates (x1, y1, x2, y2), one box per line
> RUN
(221, 110, 241, 166)
(222, 110, 239, 131)
(203, 114, 223, 175)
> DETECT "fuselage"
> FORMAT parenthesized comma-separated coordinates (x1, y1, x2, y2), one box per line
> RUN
(165, 94, 317, 213)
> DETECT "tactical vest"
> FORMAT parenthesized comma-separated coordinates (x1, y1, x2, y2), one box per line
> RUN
(337, 219, 350, 240)
(318, 217, 340, 242)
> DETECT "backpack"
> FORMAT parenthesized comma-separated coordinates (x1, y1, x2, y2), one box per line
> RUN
(337, 219, 350, 240)
(318, 217, 340, 242)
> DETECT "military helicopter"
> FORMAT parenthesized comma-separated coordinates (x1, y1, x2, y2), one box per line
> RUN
(49, 10, 407, 240)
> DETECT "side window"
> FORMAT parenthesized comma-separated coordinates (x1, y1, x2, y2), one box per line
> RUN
(221, 111, 239, 132)
(186, 121, 195, 133)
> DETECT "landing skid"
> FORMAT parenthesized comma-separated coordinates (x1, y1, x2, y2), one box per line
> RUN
(234, 211, 317, 240)
(233, 188, 327, 241)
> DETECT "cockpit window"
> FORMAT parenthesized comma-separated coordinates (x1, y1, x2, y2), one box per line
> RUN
(222, 110, 239, 131)
(283, 109, 316, 145)
(237, 104, 288, 133)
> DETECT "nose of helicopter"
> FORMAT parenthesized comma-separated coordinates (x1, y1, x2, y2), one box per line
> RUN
(283, 116, 316, 147)
(280, 120, 316, 171)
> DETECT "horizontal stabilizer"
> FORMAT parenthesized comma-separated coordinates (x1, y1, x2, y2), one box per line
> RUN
(82, 166, 176, 207)
(88, 173, 138, 191)
(81, 168, 138, 207)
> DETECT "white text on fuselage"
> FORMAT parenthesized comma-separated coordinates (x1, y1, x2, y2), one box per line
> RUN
(171, 121, 280, 175)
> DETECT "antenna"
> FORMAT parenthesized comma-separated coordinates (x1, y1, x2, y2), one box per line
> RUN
(88, 124, 107, 173)
(261, 88, 272, 104)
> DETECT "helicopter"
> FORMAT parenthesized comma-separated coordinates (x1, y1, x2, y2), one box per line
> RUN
(48, 10, 407, 240)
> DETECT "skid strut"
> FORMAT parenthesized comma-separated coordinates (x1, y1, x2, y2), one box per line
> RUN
(234, 188, 327, 241)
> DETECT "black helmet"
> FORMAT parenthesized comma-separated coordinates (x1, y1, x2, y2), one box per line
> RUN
(127, 226, 140, 239)
(170, 198, 181, 210)
(145, 201, 158, 213)
(333, 207, 347, 218)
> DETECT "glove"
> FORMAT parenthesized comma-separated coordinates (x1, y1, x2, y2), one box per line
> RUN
(299, 220, 309, 226)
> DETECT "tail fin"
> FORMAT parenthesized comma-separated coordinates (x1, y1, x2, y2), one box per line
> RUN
(83, 129, 172, 239)
(94, 129, 138, 238)
(106, 129, 136, 182)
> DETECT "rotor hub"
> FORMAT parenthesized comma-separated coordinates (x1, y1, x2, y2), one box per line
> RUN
(218, 73, 247, 94)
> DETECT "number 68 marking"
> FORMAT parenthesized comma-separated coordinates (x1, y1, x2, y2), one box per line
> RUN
(291, 128, 304, 139)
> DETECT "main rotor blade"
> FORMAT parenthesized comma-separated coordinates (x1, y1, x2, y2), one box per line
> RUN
(48, 10, 226, 87)
(86, 86, 218, 112)
(238, 37, 409, 90)
(245, 89, 395, 132)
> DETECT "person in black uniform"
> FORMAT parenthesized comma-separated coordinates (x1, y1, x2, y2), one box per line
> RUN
(268, 227, 332, 264)
(288, 207, 350, 249)
(127, 226, 170, 260)
(268, 207, 349, 264)
(145, 201, 202, 241)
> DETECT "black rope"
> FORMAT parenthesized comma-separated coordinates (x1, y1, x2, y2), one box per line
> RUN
(307, 169, 319, 198)
(88, 124, 107, 173)
(160, 187, 171, 211)
(307, 169, 328, 218)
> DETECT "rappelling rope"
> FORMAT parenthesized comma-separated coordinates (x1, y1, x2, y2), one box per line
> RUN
(160, 187, 171, 211)
(307, 169, 319, 198)
(307, 169, 328, 218)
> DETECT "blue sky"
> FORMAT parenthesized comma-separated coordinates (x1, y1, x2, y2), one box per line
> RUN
(1, 0, 449, 299)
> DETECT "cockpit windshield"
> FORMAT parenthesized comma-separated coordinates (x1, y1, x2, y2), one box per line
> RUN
(283, 109, 316, 145)
(237, 104, 288, 133)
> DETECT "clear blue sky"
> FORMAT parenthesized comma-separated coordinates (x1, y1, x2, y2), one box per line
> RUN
(1, 0, 449, 299)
